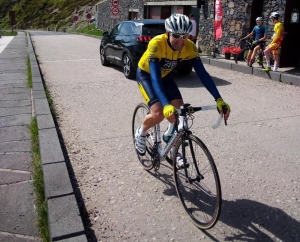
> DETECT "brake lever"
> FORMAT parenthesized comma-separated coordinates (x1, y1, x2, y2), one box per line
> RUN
(222, 106, 228, 126)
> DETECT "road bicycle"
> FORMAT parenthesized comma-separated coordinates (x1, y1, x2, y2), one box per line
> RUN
(234, 39, 274, 68)
(132, 103, 227, 229)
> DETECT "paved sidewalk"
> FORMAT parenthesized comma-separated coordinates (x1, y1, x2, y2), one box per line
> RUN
(0, 33, 39, 241)
(0, 32, 88, 241)
(200, 54, 300, 86)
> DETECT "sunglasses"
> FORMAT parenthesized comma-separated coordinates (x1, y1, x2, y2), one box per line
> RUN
(171, 33, 189, 40)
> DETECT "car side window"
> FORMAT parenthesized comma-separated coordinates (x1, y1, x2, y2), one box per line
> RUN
(119, 23, 132, 35)
(110, 24, 121, 36)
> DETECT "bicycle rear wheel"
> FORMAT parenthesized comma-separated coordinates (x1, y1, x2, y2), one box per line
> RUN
(132, 103, 155, 170)
(173, 134, 221, 229)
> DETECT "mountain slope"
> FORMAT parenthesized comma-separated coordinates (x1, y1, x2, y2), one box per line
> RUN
(0, 0, 101, 30)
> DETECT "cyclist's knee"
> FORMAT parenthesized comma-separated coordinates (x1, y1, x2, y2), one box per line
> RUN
(151, 111, 164, 123)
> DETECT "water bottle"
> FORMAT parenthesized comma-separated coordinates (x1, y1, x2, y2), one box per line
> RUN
(163, 123, 175, 143)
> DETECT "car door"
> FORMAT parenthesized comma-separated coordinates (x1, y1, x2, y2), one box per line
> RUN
(114, 22, 133, 66)
(105, 24, 121, 64)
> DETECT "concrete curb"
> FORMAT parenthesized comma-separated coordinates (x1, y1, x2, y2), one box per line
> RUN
(27, 32, 87, 242)
(200, 56, 300, 86)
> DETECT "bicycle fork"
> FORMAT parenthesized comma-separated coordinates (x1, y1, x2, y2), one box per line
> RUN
(182, 135, 204, 184)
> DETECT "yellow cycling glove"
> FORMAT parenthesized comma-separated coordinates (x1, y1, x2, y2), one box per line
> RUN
(216, 98, 231, 113)
(163, 104, 177, 119)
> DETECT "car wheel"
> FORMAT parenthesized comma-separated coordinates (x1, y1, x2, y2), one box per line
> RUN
(100, 47, 110, 66)
(123, 53, 135, 79)
(177, 64, 193, 75)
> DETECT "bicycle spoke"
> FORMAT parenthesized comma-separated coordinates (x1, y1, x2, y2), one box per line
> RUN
(173, 135, 221, 229)
(132, 103, 155, 170)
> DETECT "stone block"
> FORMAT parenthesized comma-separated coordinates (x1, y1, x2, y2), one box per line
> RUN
(33, 89, 47, 99)
(252, 68, 281, 81)
(0, 114, 32, 128)
(0, 182, 38, 236)
(281, 73, 300, 86)
(0, 169, 31, 185)
(0, 92, 30, 101)
(0, 153, 32, 171)
(37, 114, 55, 129)
(32, 75, 43, 83)
(32, 82, 44, 91)
(0, 140, 31, 153)
(210, 59, 232, 70)
(43, 162, 73, 199)
(232, 63, 253, 75)
(34, 98, 51, 115)
(39, 128, 64, 164)
(0, 126, 30, 143)
(48, 195, 85, 241)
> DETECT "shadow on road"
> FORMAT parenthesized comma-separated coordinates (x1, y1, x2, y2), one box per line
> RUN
(175, 71, 232, 88)
(147, 162, 299, 241)
(108, 65, 232, 88)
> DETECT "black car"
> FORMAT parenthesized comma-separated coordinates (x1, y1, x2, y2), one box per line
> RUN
(100, 19, 193, 79)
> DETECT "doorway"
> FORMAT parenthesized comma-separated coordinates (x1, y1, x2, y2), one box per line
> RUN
(280, 0, 300, 67)
(249, 0, 264, 31)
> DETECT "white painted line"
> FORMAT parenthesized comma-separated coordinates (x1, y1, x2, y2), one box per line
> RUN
(42, 59, 100, 63)
(0, 36, 14, 54)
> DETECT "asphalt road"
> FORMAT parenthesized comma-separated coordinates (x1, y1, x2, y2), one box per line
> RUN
(30, 31, 300, 242)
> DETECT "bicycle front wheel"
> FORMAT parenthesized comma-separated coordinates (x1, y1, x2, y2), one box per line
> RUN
(173, 134, 221, 230)
(132, 103, 155, 170)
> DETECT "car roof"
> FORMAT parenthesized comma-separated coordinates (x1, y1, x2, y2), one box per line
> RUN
(122, 19, 165, 25)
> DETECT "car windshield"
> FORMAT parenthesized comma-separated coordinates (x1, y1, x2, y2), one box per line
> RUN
(142, 24, 165, 36)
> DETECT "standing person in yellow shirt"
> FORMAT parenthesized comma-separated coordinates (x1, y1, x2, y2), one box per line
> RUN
(263, 12, 284, 72)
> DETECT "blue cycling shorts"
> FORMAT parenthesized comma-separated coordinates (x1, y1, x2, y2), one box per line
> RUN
(136, 67, 182, 107)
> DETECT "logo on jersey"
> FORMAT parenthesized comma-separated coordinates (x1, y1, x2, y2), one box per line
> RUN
(148, 43, 157, 52)
(161, 59, 178, 70)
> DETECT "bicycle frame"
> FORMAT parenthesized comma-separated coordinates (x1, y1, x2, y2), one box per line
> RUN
(149, 105, 222, 163)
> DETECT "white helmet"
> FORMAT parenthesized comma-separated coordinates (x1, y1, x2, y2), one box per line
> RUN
(165, 14, 192, 34)
(256, 17, 263, 21)
(270, 12, 279, 19)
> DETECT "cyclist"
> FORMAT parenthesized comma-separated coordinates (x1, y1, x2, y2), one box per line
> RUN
(134, 13, 230, 159)
(263, 12, 284, 72)
(241, 17, 268, 67)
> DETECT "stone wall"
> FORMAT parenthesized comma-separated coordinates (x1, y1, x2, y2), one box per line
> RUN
(96, 0, 287, 53)
(95, 0, 145, 31)
(198, 0, 287, 54)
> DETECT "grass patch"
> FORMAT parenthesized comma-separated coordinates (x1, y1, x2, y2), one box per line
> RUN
(44, 83, 57, 117)
(0, 30, 18, 36)
(70, 23, 103, 37)
(27, 56, 32, 88)
(30, 118, 50, 242)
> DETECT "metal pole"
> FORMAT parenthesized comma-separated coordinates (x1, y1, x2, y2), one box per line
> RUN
(212, 0, 216, 58)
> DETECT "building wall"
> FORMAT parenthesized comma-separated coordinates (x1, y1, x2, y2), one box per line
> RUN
(96, 0, 287, 54)
(198, 0, 287, 54)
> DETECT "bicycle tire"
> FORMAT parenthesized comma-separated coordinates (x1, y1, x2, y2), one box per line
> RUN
(132, 103, 155, 170)
(243, 49, 249, 62)
(173, 134, 222, 229)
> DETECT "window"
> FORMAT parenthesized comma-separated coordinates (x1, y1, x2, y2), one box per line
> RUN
(119, 23, 133, 35)
(110, 24, 121, 36)
(142, 24, 165, 35)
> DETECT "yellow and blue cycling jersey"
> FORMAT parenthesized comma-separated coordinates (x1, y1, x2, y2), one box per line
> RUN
(138, 33, 198, 78)
(136, 33, 221, 107)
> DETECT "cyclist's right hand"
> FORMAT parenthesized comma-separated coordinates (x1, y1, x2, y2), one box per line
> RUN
(163, 104, 176, 120)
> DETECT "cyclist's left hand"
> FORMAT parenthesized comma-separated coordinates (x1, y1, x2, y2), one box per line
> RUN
(216, 98, 231, 120)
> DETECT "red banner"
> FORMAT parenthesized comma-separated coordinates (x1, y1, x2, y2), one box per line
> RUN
(214, 0, 223, 39)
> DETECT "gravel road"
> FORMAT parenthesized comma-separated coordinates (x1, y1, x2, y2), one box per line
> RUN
(31, 32, 300, 242)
